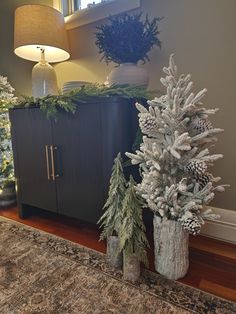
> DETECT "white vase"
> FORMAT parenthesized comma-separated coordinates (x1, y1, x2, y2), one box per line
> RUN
(153, 215, 189, 280)
(108, 63, 149, 88)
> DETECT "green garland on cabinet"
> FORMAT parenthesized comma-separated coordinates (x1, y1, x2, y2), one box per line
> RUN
(17, 84, 152, 119)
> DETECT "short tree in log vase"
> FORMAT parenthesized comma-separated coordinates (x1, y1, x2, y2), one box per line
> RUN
(126, 54, 227, 280)
(119, 175, 149, 283)
(98, 152, 126, 269)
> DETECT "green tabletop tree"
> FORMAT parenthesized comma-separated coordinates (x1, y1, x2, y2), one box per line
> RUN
(98, 152, 127, 268)
(119, 175, 149, 282)
(119, 175, 149, 266)
(98, 152, 126, 239)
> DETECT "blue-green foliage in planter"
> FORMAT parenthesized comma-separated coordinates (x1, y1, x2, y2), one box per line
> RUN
(95, 13, 162, 65)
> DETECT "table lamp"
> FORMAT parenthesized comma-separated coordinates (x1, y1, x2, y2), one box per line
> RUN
(14, 5, 70, 98)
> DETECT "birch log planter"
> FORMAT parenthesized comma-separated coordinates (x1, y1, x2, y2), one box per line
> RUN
(123, 251, 140, 283)
(153, 215, 189, 280)
(106, 235, 123, 269)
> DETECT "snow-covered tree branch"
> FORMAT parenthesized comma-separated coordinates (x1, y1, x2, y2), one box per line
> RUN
(126, 55, 227, 235)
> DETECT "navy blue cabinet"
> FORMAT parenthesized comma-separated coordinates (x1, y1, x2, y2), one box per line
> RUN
(9, 97, 138, 223)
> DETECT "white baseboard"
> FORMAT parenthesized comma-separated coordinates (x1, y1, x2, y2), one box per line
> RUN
(201, 207, 236, 244)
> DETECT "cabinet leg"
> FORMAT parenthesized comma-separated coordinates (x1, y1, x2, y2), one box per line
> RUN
(19, 204, 29, 219)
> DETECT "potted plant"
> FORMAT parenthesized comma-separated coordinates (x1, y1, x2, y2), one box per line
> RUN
(98, 152, 126, 269)
(0, 76, 17, 207)
(119, 175, 149, 283)
(95, 13, 161, 87)
(126, 55, 227, 280)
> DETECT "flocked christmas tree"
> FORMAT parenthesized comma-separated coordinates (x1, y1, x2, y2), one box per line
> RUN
(119, 175, 149, 266)
(98, 152, 126, 240)
(126, 55, 227, 235)
(0, 76, 17, 189)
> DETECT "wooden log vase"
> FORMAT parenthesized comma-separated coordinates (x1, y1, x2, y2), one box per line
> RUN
(106, 235, 123, 269)
(153, 215, 189, 280)
(123, 251, 140, 283)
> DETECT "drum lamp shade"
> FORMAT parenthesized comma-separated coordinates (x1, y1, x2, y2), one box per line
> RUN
(14, 4, 70, 63)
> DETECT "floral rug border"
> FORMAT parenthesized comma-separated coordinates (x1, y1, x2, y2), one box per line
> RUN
(1, 216, 235, 314)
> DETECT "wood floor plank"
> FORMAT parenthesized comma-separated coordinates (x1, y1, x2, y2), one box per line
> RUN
(199, 280, 236, 302)
(190, 235, 236, 260)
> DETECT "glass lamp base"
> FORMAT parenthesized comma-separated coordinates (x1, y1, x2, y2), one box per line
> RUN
(32, 60, 58, 98)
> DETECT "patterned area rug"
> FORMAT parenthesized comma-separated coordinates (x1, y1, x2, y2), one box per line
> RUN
(0, 217, 235, 313)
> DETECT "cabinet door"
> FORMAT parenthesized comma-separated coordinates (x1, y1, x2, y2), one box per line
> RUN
(10, 108, 58, 212)
(52, 104, 103, 223)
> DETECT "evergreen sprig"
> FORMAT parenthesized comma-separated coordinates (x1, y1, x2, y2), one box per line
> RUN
(18, 84, 151, 118)
(119, 175, 150, 266)
(18, 94, 77, 119)
(98, 153, 127, 240)
(95, 13, 162, 64)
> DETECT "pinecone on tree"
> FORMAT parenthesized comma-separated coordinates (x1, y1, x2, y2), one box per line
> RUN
(191, 117, 212, 133)
(195, 172, 213, 190)
(139, 113, 158, 136)
(185, 160, 207, 176)
(182, 216, 201, 235)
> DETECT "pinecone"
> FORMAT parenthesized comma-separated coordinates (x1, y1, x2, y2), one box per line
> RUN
(139, 113, 158, 136)
(182, 217, 201, 235)
(185, 160, 207, 176)
(195, 172, 213, 190)
(191, 117, 212, 133)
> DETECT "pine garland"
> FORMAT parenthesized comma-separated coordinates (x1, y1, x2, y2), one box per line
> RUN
(17, 84, 151, 119)
(19, 94, 77, 119)
(119, 175, 149, 266)
(98, 153, 126, 240)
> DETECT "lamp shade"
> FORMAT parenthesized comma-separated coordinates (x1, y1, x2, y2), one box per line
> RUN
(14, 5, 70, 63)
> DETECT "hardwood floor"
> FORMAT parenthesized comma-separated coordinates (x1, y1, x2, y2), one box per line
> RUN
(0, 206, 236, 303)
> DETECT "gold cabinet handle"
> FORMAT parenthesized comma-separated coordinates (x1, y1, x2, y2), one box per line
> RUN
(45, 145, 50, 180)
(50, 145, 59, 181)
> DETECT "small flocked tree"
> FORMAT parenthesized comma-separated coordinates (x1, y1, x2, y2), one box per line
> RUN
(0, 76, 17, 189)
(98, 152, 126, 240)
(126, 55, 227, 235)
(119, 175, 149, 266)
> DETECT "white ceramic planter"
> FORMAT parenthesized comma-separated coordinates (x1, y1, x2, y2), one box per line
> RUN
(108, 63, 149, 88)
(153, 215, 189, 280)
